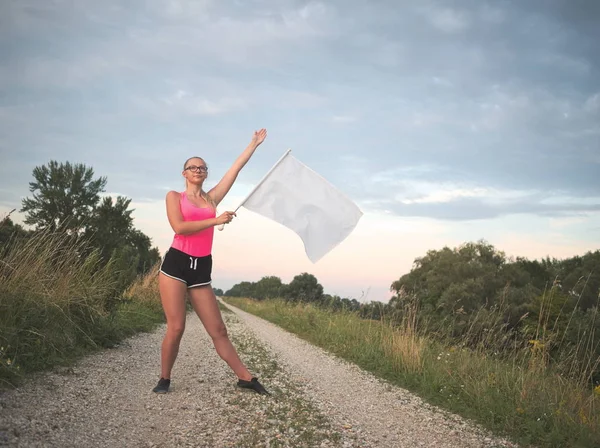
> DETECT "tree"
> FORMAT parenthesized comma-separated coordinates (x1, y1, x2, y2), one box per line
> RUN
(389, 240, 543, 338)
(84, 196, 160, 275)
(19, 160, 160, 276)
(225, 281, 257, 297)
(0, 212, 31, 247)
(127, 229, 161, 275)
(284, 273, 323, 303)
(85, 196, 134, 260)
(359, 301, 386, 320)
(391, 240, 510, 315)
(21, 161, 107, 233)
(558, 250, 600, 310)
(109, 245, 141, 301)
(254, 276, 283, 300)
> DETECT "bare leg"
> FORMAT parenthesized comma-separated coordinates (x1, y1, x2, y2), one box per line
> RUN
(188, 285, 253, 381)
(158, 273, 187, 379)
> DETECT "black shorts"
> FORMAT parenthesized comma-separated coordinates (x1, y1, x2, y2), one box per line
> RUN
(159, 247, 212, 288)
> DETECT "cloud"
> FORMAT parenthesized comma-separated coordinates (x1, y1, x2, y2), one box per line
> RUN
(125, 1, 336, 68)
(1, 0, 337, 92)
(585, 92, 600, 113)
(400, 187, 489, 205)
(160, 0, 213, 19)
(372, 195, 600, 221)
(1, 0, 599, 225)
(347, 170, 600, 221)
(423, 6, 469, 33)
(158, 90, 247, 116)
(332, 115, 357, 124)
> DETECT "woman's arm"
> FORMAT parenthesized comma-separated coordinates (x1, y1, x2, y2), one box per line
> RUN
(166, 191, 235, 235)
(208, 128, 267, 206)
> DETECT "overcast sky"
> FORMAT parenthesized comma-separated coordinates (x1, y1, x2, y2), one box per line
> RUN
(1, 0, 599, 302)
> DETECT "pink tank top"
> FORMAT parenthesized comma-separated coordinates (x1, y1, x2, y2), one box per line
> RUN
(171, 192, 216, 257)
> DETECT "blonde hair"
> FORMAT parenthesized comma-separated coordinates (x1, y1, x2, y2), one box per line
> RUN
(183, 156, 216, 209)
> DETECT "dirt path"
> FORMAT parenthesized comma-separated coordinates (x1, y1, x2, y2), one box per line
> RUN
(225, 301, 517, 448)
(0, 301, 517, 447)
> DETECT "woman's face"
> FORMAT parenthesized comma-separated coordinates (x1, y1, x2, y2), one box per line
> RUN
(183, 157, 208, 185)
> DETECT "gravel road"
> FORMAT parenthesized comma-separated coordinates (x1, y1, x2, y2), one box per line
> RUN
(0, 300, 518, 447)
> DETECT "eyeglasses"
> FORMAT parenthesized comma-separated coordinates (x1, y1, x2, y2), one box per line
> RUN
(185, 165, 208, 173)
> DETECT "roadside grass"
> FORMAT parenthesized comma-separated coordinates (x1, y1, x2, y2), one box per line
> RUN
(223, 296, 600, 448)
(0, 230, 165, 388)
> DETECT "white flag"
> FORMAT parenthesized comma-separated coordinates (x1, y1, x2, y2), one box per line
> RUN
(239, 149, 363, 263)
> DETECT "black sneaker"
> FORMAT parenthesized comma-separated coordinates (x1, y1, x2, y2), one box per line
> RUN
(152, 378, 170, 394)
(237, 377, 270, 395)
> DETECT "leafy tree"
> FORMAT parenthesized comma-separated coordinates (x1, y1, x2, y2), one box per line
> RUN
(108, 245, 141, 301)
(284, 272, 323, 303)
(213, 288, 224, 296)
(225, 281, 257, 297)
(322, 294, 343, 310)
(0, 214, 30, 247)
(84, 196, 134, 260)
(224, 277, 285, 300)
(359, 301, 386, 320)
(321, 294, 361, 312)
(558, 250, 600, 311)
(82, 196, 160, 275)
(21, 161, 107, 233)
(392, 240, 516, 314)
(254, 276, 283, 300)
(514, 257, 553, 291)
(127, 229, 161, 274)
(19, 160, 160, 277)
(390, 240, 542, 337)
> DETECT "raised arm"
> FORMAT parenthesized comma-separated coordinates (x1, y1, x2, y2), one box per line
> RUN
(166, 191, 235, 235)
(208, 128, 267, 206)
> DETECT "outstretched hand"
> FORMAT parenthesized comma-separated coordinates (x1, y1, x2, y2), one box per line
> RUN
(251, 128, 267, 147)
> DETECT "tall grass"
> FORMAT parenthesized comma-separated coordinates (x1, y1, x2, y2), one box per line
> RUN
(0, 229, 165, 387)
(381, 295, 425, 375)
(224, 295, 600, 448)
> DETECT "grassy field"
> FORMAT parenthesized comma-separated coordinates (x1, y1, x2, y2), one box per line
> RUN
(0, 230, 165, 388)
(223, 296, 600, 448)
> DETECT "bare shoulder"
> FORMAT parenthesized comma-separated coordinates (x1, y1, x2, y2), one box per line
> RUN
(166, 190, 181, 201)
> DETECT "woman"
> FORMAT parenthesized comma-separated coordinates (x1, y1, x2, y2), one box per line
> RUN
(153, 128, 269, 395)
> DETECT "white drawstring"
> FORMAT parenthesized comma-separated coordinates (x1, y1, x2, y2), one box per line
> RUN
(189, 257, 198, 270)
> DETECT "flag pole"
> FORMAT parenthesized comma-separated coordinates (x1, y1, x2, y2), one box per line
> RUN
(218, 148, 292, 231)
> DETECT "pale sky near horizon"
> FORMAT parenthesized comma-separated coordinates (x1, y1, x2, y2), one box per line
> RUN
(1, 0, 599, 303)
